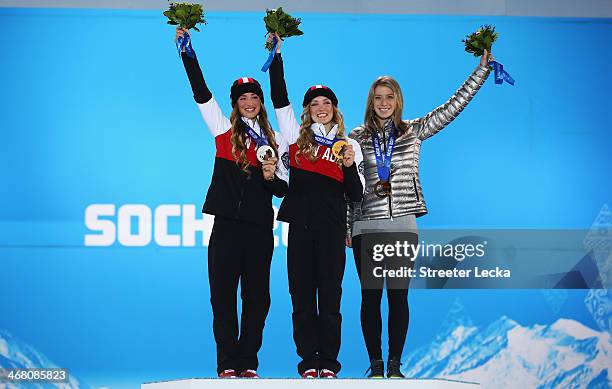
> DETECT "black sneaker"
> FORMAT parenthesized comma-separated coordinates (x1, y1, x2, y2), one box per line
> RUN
(387, 358, 405, 378)
(365, 359, 384, 378)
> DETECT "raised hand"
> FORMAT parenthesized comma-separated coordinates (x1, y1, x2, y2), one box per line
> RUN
(175, 27, 189, 51)
(480, 49, 494, 67)
(266, 32, 282, 54)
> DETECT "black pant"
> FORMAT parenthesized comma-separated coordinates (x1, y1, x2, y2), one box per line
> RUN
(352, 232, 418, 361)
(287, 224, 346, 374)
(208, 217, 273, 374)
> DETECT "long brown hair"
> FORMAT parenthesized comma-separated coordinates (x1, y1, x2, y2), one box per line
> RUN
(295, 104, 346, 164)
(229, 103, 278, 173)
(364, 76, 409, 135)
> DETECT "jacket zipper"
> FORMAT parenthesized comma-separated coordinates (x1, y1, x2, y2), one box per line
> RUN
(412, 176, 421, 203)
(236, 172, 250, 217)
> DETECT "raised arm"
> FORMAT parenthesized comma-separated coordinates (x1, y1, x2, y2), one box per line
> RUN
(177, 27, 230, 137)
(415, 52, 491, 141)
(268, 35, 301, 145)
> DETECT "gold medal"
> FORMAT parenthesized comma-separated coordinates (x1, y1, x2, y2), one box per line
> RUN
(331, 140, 348, 159)
(374, 180, 392, 197)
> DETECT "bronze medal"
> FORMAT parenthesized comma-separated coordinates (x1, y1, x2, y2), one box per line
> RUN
(374, 180, 392, 197)
(331, 140, 348, 159)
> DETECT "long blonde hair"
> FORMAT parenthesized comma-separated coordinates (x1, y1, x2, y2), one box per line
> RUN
(229, 103, 278, 173)
(364, 76, 409, 135)
(295, 104, 346, 164)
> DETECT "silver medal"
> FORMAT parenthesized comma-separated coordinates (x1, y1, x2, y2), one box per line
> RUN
(256, 145, 275, 162)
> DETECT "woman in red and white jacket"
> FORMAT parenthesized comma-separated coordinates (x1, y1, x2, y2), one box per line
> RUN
(267, 34, 365, 379)
(176, 28, 287, 379)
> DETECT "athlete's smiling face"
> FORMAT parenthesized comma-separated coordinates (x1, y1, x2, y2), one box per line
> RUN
(373, 85, 396, 122)
(309, 96, 334, 125)
(237, 93, 261, 119)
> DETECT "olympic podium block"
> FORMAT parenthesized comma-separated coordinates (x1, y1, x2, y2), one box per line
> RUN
(142, 378, 480, 389)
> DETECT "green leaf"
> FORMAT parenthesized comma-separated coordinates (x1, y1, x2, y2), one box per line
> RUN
(262, 7, 303, 49)
(463, 24, 499, 57)
(163, 2, 207, 31)
(270, 18, 279, 31)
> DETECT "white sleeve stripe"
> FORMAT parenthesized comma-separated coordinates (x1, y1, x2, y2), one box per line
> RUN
(275, 104, 301, 145)
(196, 96, 232, 137)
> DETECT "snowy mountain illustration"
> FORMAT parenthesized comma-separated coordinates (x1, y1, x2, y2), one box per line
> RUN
(404, 302, 611, 388)
(0, 328, 87, 389)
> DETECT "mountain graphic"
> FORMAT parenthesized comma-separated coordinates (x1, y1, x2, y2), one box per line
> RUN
(0, 328, 88, 389)
(404, 301, 611, 388)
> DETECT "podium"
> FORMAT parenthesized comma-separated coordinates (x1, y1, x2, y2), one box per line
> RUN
(142, 378, 480, 389)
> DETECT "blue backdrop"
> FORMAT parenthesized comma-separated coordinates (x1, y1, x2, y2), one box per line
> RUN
(0, 8, 610, 389)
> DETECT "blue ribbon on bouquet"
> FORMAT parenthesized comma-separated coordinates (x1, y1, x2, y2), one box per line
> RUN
(489, 61, 515, 86)
(176, 32, 195, 59)
(261, 37, 278, 72)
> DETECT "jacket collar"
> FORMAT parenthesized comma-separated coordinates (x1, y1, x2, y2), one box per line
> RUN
(375, 118, 396, 139)
(311, 122, 338, 139)
(242, 116, 263, 136)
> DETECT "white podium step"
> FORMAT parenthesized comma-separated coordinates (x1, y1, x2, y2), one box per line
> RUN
(142, 378, 480, 389)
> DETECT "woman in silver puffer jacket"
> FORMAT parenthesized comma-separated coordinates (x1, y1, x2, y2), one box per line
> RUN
(347, 50, 492, 379)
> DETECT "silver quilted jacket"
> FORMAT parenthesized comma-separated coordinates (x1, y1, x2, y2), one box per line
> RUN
(347, 64, 491, 235)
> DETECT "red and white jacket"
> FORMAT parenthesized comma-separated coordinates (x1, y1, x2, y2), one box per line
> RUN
(182, 53, 287, 229)
(270, 54, 364, 229)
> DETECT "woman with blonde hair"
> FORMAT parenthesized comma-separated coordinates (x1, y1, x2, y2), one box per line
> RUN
(176, 27, 287, 379)
(267, 34, 365, 379)
(347, 50, 493, 378)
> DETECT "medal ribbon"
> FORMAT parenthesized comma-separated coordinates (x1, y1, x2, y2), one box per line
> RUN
(244, 123, 268, 148)
(261, 37, 279, 72)
(176, 33, 195, 59)
(371, 128, 395, 182)
(489, 61, 515, 86)
(313, 135, 339, 148)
